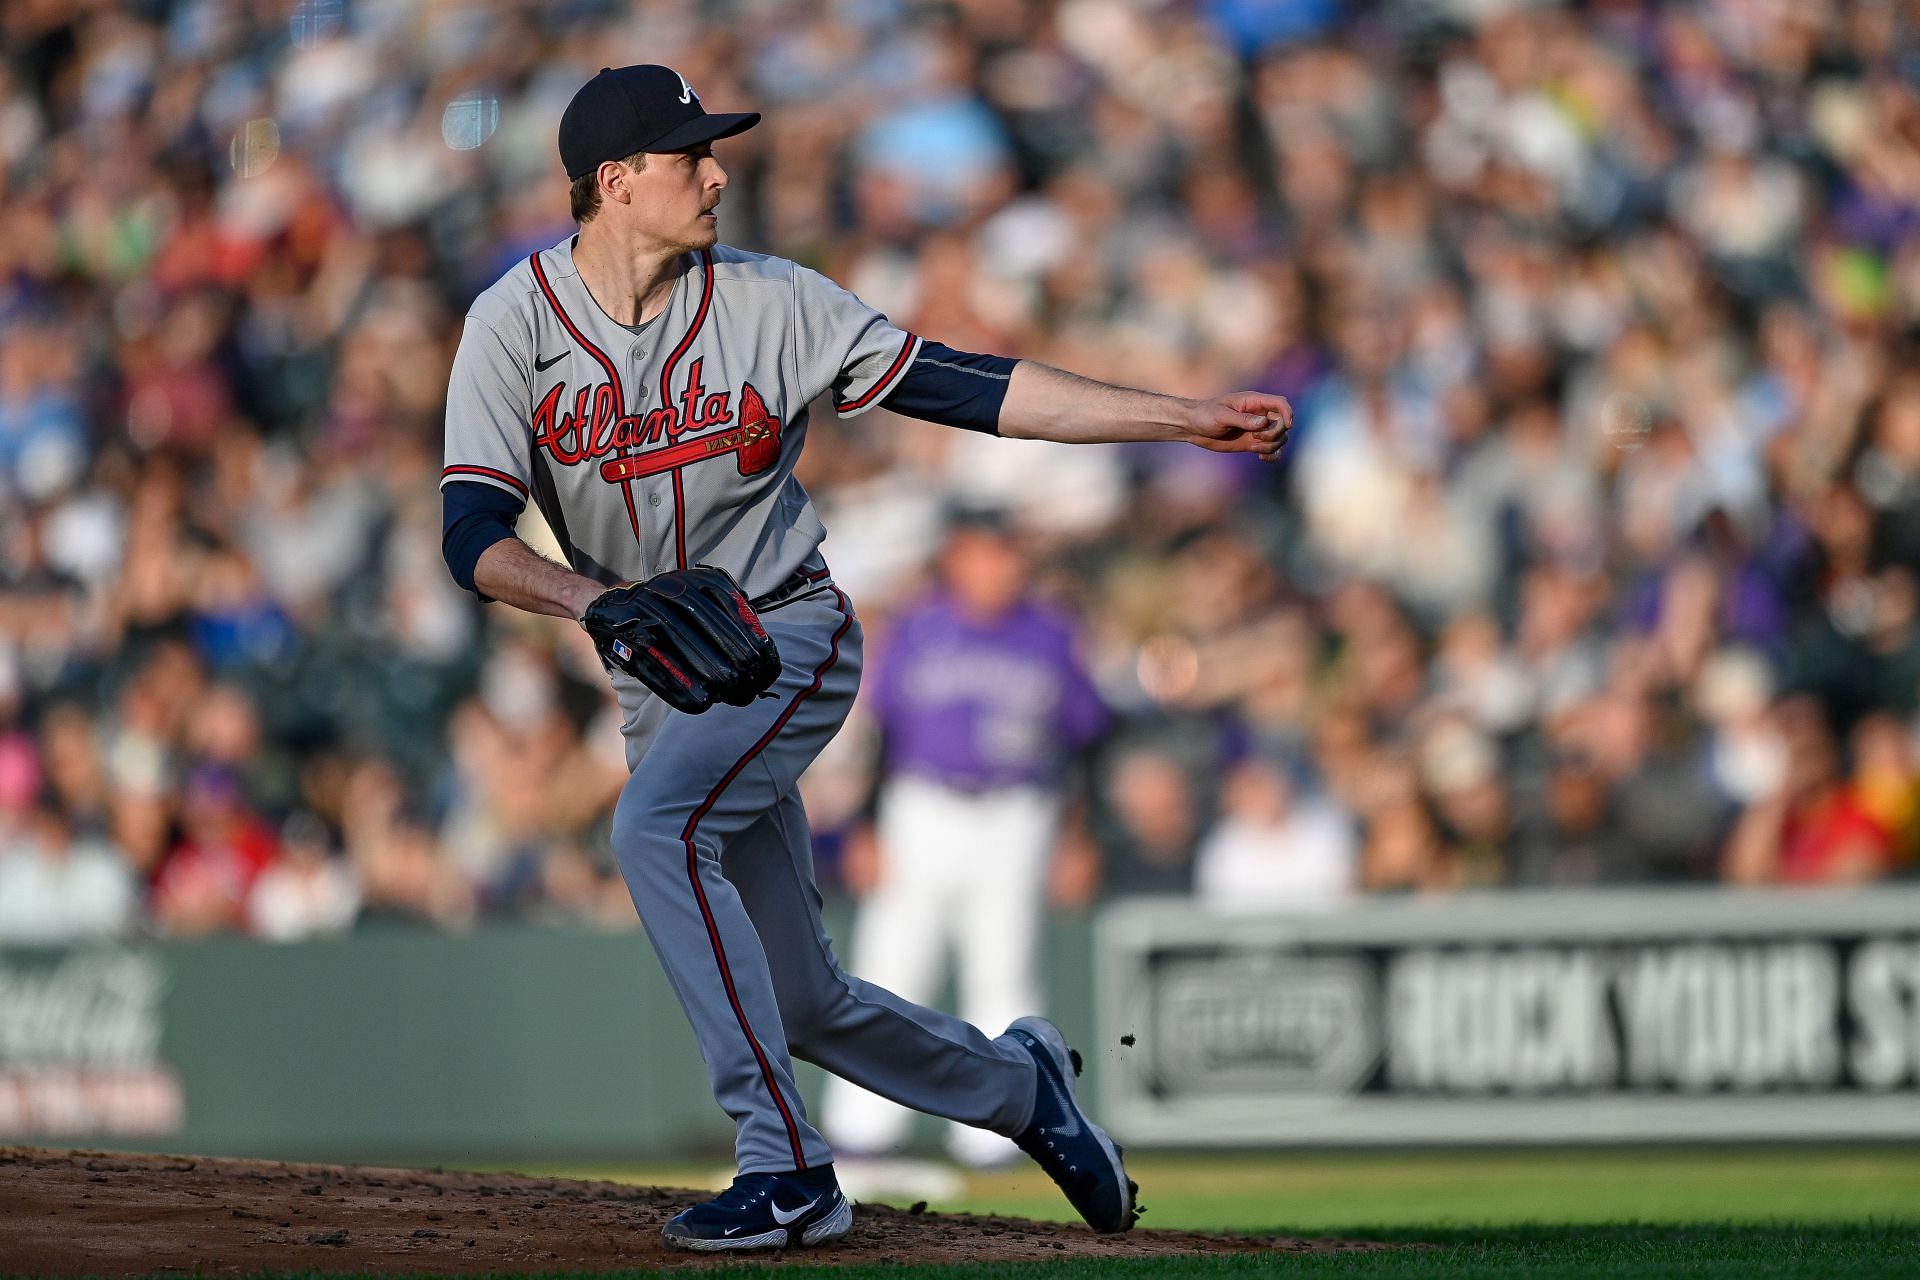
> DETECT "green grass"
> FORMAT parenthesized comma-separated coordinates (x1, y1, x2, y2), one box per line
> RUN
(706, 1227, 1920, 1277)
(523, 1147, 1920, 1232)
(218, 1225, 1920, 1278)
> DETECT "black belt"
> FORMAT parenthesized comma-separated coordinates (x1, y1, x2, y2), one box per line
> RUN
(751, 566, 834, 613)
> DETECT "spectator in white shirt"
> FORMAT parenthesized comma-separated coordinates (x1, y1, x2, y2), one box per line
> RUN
(247, 811, 360, 942)
(1195, 758, 1357, 912)
(0, 796, 137, 943)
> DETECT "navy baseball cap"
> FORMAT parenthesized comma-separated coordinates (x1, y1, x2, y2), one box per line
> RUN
(943, 502, 1015, 536)
(559, 65, 760, 180)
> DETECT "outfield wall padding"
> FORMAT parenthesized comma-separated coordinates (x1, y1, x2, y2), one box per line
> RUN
(0, 911, 1097, 1165)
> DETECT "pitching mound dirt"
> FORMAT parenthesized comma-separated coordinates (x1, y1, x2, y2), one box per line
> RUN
(1, 1147, 1379, 1274)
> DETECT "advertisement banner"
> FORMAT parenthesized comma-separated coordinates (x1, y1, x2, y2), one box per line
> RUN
(1096, 889, 1920, 1144)
(0, 950, 183, 1138)
(0, 930, 735, 1162)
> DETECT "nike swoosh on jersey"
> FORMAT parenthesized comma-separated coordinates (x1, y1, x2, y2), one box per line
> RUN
(534, 350, 568, 372)
(770, 1195, 821, 1225)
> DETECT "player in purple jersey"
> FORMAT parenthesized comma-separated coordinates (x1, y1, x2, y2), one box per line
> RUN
(825, 510, 1107, 1171)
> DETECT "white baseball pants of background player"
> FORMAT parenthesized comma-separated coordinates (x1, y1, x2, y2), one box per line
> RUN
(609, 586, 1039, 1174)
(824, 775, 1059, 1167)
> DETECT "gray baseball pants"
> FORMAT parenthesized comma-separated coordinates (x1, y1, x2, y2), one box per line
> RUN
(610, 584, 1038, 1173)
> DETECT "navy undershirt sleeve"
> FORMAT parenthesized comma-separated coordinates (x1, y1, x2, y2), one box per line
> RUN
(442, 479, 524, 597)
(878, 340, 1016, 435)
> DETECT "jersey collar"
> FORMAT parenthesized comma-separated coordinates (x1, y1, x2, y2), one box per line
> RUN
(557, 234, 702, 336)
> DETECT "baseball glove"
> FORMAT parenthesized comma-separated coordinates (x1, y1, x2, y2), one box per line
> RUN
(580, 566, 782, 714)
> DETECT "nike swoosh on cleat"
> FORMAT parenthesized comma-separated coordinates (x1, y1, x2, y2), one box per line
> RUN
(1043, 1075, 1083, 1138)
(770, 1195, 820, 1225)
(534, 350, 568, 372)
(723, 1226, 743, 1236)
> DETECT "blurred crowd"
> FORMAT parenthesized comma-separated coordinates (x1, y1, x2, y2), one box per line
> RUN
(2, 0, 1919, 944)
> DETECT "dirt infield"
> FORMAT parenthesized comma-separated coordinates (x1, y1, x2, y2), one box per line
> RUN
(0, 1147, 1379, 1274)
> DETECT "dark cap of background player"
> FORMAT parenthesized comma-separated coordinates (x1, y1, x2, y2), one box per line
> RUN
(942, 502, 1016, 538)
(557, 65, 760, 180)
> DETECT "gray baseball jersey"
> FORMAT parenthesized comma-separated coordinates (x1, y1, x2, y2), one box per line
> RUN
(441, 235, 922, 598)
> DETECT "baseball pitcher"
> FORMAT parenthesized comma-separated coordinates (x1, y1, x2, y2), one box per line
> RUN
(440, 65, 1292, 1252)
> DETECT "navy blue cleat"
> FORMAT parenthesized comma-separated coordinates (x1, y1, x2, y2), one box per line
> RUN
(660, 1166, 853, 1252)
(1003, 1016, 1140, 1233)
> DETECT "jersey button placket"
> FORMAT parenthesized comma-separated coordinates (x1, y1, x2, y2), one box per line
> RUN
(644, 343, 681, 571)
(626, 339, 660, 566)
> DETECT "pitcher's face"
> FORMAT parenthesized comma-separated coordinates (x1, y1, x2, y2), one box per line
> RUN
(627, 141, 728, 252)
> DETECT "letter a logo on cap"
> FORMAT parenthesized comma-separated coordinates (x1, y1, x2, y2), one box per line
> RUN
(675, 71, 698, 105)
